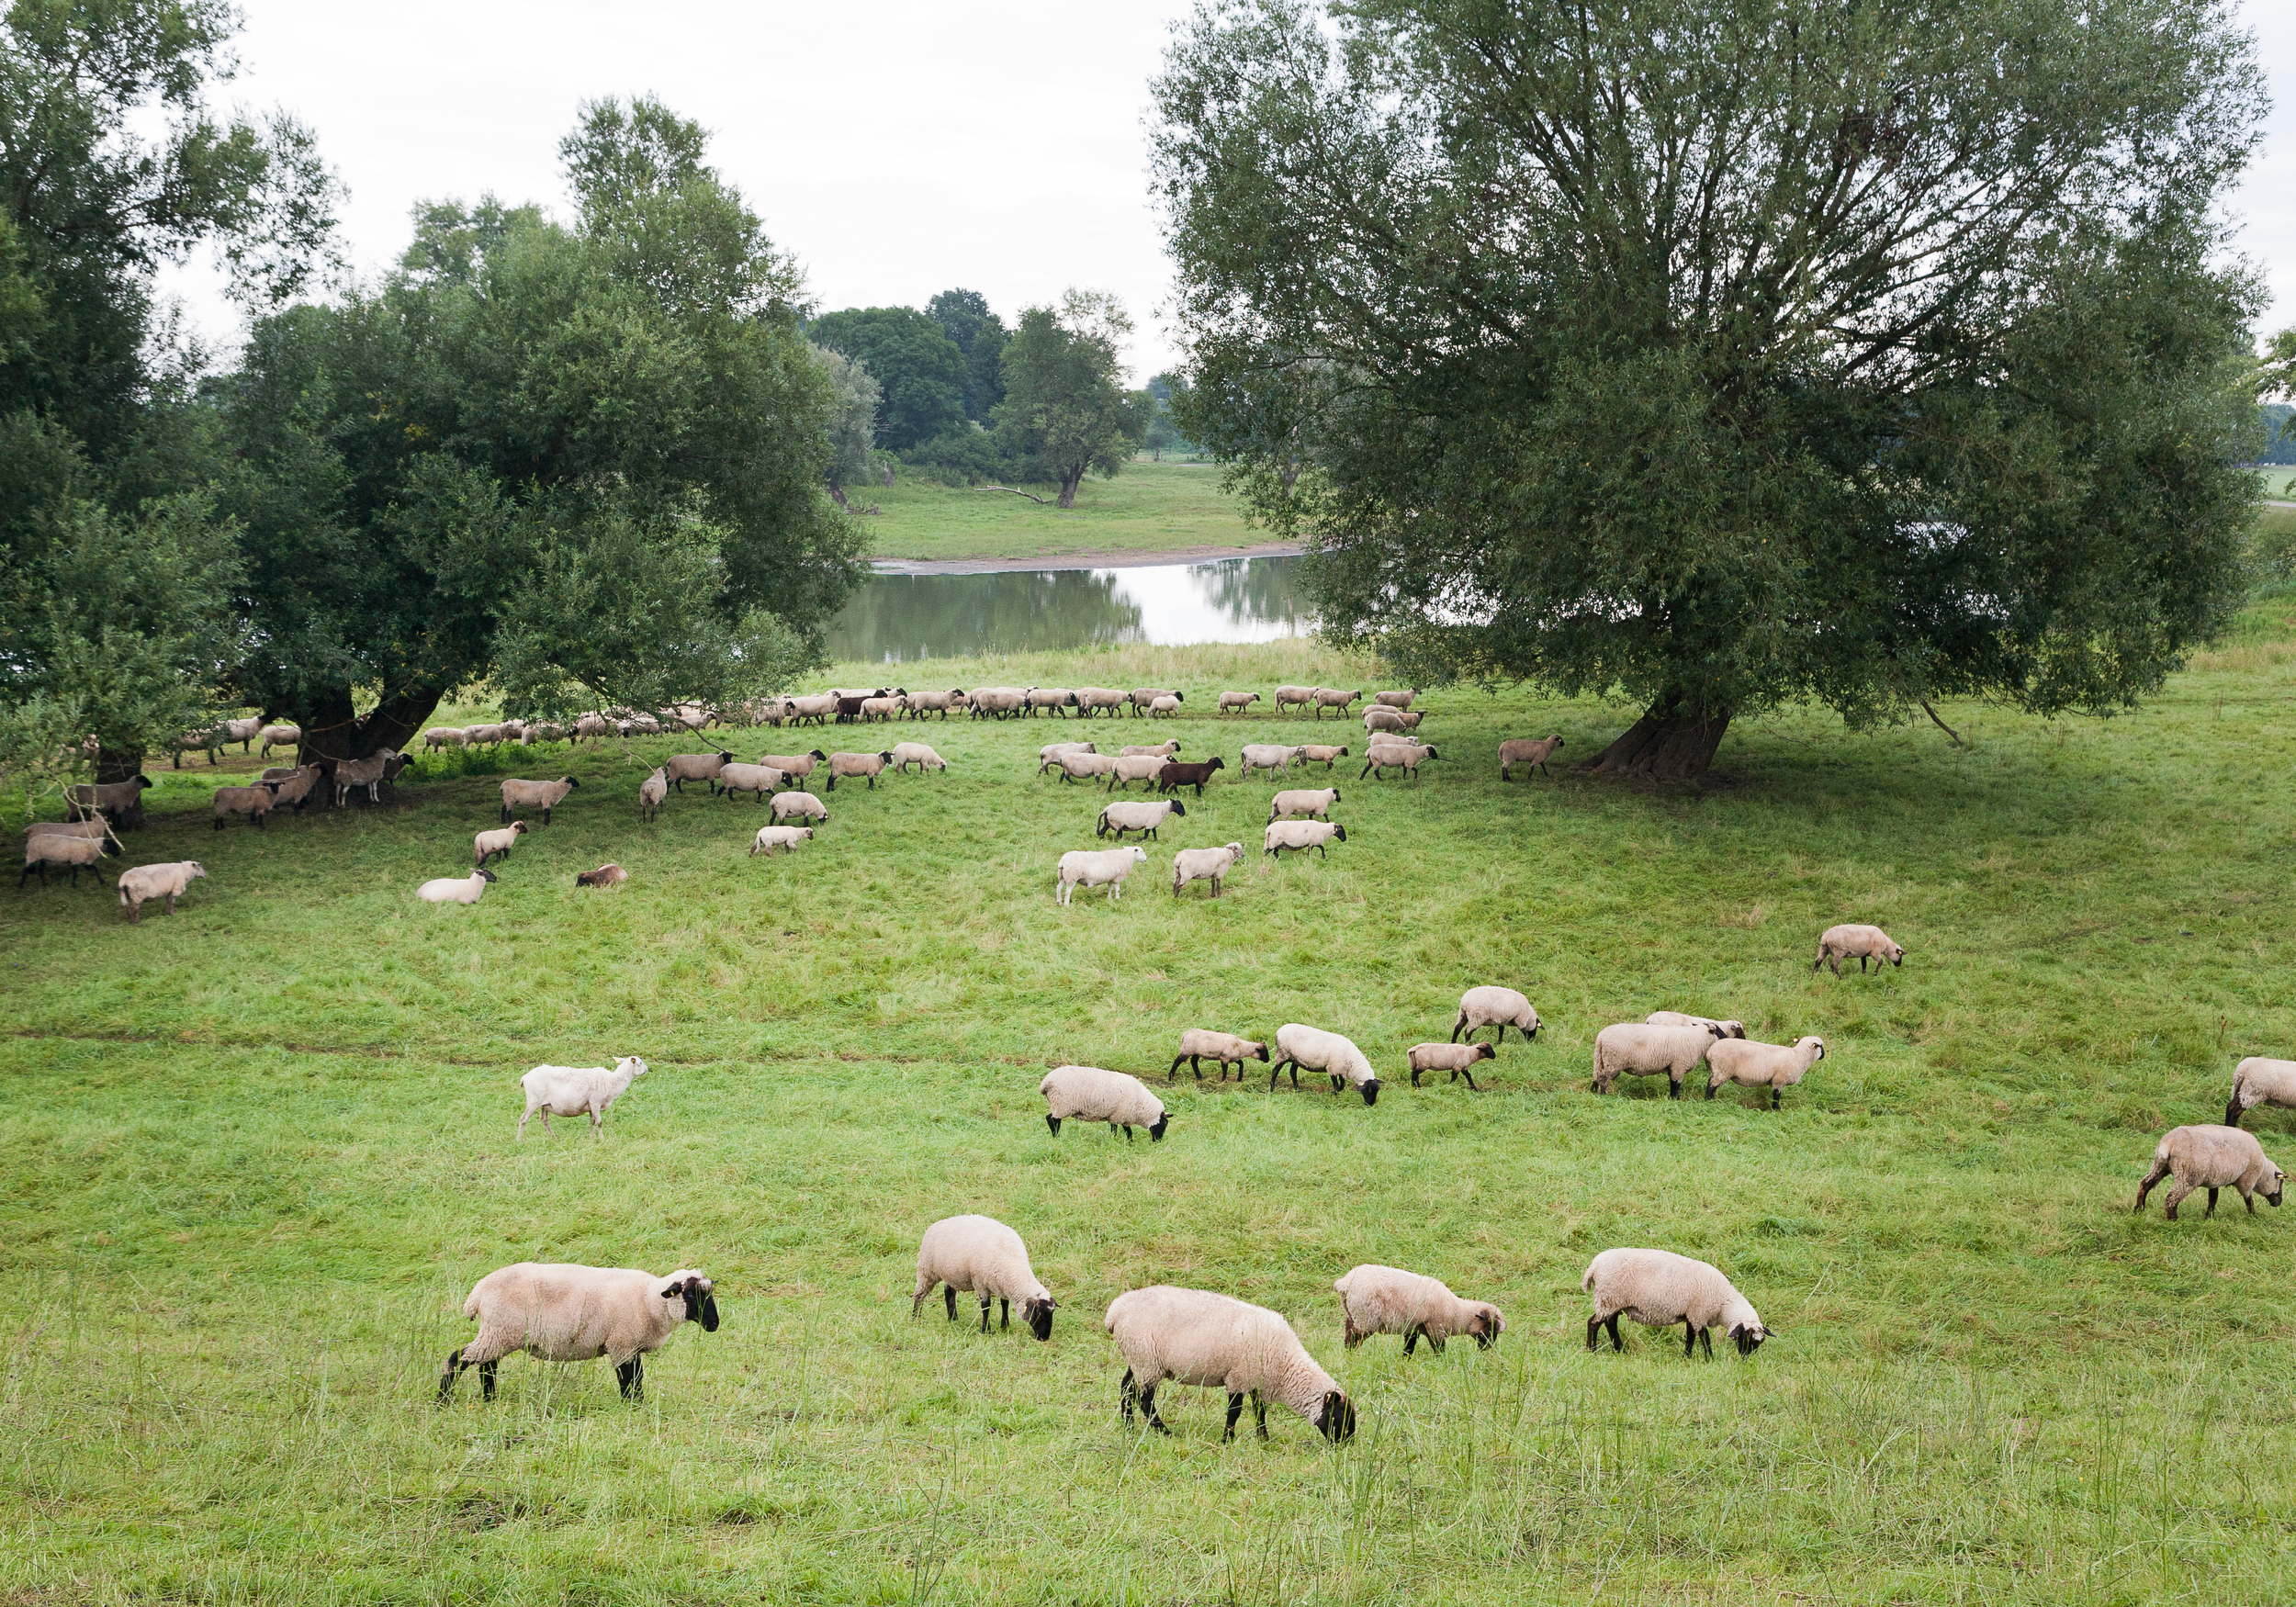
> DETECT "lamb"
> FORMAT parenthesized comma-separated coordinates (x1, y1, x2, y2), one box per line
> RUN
(1591, 1022, 1723, 1098)
(1148, 694, 1181, 718)
(1056, 845, 1148, 905)
(1814, 923, 1904, 974)
(1157, 757, 1225, 796)
(1310, 687, 1362, 719)
(1173, 841, 1246, 898)
(518, 1055, 649, 1140)
(1170, 1028, 1269, 1081)
(1056, 750, 1122, 784)
(904, 688, 968, 719)
(1273, 684, 1316, 716)
(66, 775, 152, 829)
(1075, 687, 1128, 717)
(1583, 1248, 1769, 1358)
(1119, 740, 1181, 759)
(662, 750, 735, 792)
(2135, 1126, 2286, 1220)
(1705, 1035, 1827, 1108)
(1040, 1063, 1168, 1140)
(1097, 799, 1187, 840)
(1271, 1022, 1381, 1104)
(473, 821, 529, 867)
(1240, 743, 1306, 779)
(858, 695, 903, 723)
(1373, 689, 1417, 710)
(1363, 706, 1424, 735)
(1453, 985, 1540, 1044)
(1128, 688, 1181, 717)
(1499, 736, 1566, 781)
(1026, 687, 1079, 718)
(824, 750, 895, 790)
(1218, 691, 1260, 714)
(771, 790, 828, 825)
(575, 862, 627, 888)
(1105, 753, 1171, 791)
(438, 1263, 717, 1403)
(117, 860, 208, 922)
(1103, 1286, 1354, 1443)
(1039, 740, 1097, 773)
(749, 824, 815, 857)
(1408, 1041, 1498, 1091)
(1264, 819, 1347, 859)
(715, 762, 790, 804)
(263, 763, 327, 814)
(257, 722, 300, 759)
(2226, 1057, 2296, 1127)
(331, 749, 409, 807)
(21, 832, 113, 888)
(416, 868, 497, 905)
(1360, 739, 1441, 784)
(499, 775, 579, 826)
(911, 1215, 1057, 1339)
(1298, 744, 1349, 769)
(1269, 787, 1340, 821)
(211, 782, 276, 830)
(890, 742, 947, 774)
(638, 768, 669, 821)
(1334, 1264, 1503, 1354)
(1647, 1011, 1747, 1039)
(758, 749, 827, 789)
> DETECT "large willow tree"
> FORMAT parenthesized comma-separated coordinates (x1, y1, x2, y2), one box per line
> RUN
(1154, 0, 2268, 781)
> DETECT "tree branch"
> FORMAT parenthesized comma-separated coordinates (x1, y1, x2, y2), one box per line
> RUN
(1920, 700, 1963, 747)
(979, 485, 1055, 505)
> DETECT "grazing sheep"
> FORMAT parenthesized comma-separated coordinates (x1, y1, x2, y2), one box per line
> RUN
(1360, 740, 1441, 784)
(1104, 1286, 1354, 1443)
(1120, 740, 1182, 759)
(220, 715, 264, 751)
(1583, 1248, 1769, 1358)
(1264, 819, 1347, 860)
(890, 742, 947, 774)
(523, 722, 564, 745)
(2227, 1057, 2296, 1128)
(1219, 691, 1260, 714)
(1298, 744, 1349, 769)
(1273, 685, 1316, 716)
(1272, 1023, 1381, 1104)
(771, 789, 828, 826)
(473, 821, 528, 867)
(1409, 1040, 1498, 1091)
(257, 723, 300, 759)
(1170, 1028, 1269, 1081)
(1269, 787, 1340, 822)
(2135, 1126, 2286, 1220)
(1239, 743, 1305, 779)
(1373, 689, 1417, 710)
(422, 726, 467, 751)
(1814, 923, 1904, 975)
(439, 1263, 717, 1403)
(22, 833, 113, 888)
(912, 1215, 1057, 1339)
(464, 723, 507, 748)
(575, 862, 627, 889)
(1592, 1022, 1723, 1098)
(638, 768, 669, 821)
(1157, 757, 1225, 796)
(331, 749, 409, 807)
(1173, 841, 1246, 898)
(1310, 687, 1362, 719)
(759, 749, 828, 789)
(1056, 845, 1149, 905)
(749, 824, 815, 857)
(499, 775, 579, 826)
(1334, 1264, 1503, 1354)
(825, 750, 895, 791)
(518, 1055, 648, 1140)
(416, 868, 497, 905)
(1027, 687, 1080, 718)
(662, 750, 735, 792)
(1453, 985, 1540, 1045)
(1040, 740, 1097, 774)
(1041, 1063, 1168, 1140)
(1075, 687, 1128, 717)
(1128, 688, 1181, 717)
(1056, 750, 1122, 784)
(1105, 753, 1172, 791)
(263, 763, 327, 814)
(1148, 694, 1181, 718)
(905, 689, 968, 719)
(1499, 736, 1565, 781)
(211, 782, 276, 830)
(1705, 1035, 1827, 1108)
(1363, 706, 1424, 736)
(716, 762, 789, 804)
(66, 775, 152, 829)
(1098, 799, 1187, 840)
(116, 860, 207, 922)
(1647, 1011, 1747, 1039)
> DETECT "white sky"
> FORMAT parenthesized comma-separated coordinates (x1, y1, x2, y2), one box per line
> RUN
(161, 0, 2296, 382)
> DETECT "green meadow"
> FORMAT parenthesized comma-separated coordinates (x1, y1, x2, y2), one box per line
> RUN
(858, 459, 1265, 563)
(5, 623, 2295, 1604)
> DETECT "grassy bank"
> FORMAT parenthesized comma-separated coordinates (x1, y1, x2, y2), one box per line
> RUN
(856, 459, 1261, 563)
(6, 624, 2296, 1603)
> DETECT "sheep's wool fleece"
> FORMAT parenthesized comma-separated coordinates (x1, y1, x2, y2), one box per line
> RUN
(1582, 1248, 1760, 1333)
(1103, 1285, 1339, 1421)
(1334, 1264, 1493, 1340)
(915, 1216, 1049, 1305)
(1041, 1065, 1164, 1127)
(461, 1263, 704, 1364)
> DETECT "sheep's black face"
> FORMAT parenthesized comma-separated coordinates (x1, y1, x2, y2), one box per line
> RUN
(1148, 1114, 1169, 1141)
(1730, 1324, 1765, 1356)
(1475, 1044, 1497, 1063)
(1333, 825, 1347, 841)
(1359, 1078, 1381, 1106)
(1024, 1298, 1055, 1341)
(1255, 1045, 1271, 1062)
(1171, 802, 1187, 816)
(2268, 1175, 2285, 1208)
(1319, 1391, 1357, 1443)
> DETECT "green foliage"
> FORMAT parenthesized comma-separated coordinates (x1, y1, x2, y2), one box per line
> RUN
(928, 286, 1008, 421)
(811, 342, 883, 494)
(1136, 371, 1195, 459)
(991, 291, 1146, 508)
(808, 305, 969, 450)
(898, 425, 1003, 485)
(2257, 403, 2295, 466)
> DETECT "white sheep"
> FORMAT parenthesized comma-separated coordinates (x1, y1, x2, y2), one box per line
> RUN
(1105, 753, 1171, 791)
(1218, 691, 1260, 714)
(638, 768, 669, 821)
(1148, 694, 1181, 718)
(1040, 1063, 1168, 1140)
(518, 1055, 649, 1139)
(1297, 743, 1349, 769)
(859, 695, 903, 722)
(1408, 1040, 1498, 1091)
(1498, 736, 1565, 781)
(1272, 1023, 1381, 1104)
(1075, 687, 1128, 717)
(911, 1215, 1057, 1339)
(2135, 1126, 2286, 1219)
(1814, 923, 1904, 975)
(1363, 706, 1424, 735)
(718, 762, 790, 804)
(905, 689, 968, 719)
(1583, 1248, 1769, 1358)
(1173, 841, 1246, 898)
(1310, 687, 1361, 719)
(1333, 1264, 1503, 1354)
(1264, 819, 1347, 859)
(116, 860, 207, 923)
(438, 1263, 717, 1402)
(416, 868, 498, 905)
(1591, 1022, 1722, 1098)
(771, 790, 828, 826)
(1097, 799, 1187, 841)
(1647, 1011, 1747, 1039)
(1169, 1028, 1269, 1081)
(1705, 1035, 1827, 1108)
(1273, 684, 1317, 716)
(825, 750, 895, 790)
(1453, 985, 1540, 1045)
(1373, 689, 1417, 710)
(2225, 1058, 2296, 1128)
(758, 749, 827, 788)
(1239, 742, 1305, 779)
(890, 742, 946, 773)
(1128, 688, 1181, 717)
(422, 726, 467, 751)
(662, 749, 735, 792)
(257, 722, 300, 758)
(1040, 740, 1097, 771)
(21, 833, 112, 888)
(473, 821, 528, 867)
(263, 763, 326, 814)
(1269, 787, 1340, 821)
(1056, 845, 1147, 905)
(749, 825, 814, 857)
(1027, 687, 1080, 717)
(499, 775, 579, 826)
(1119, 740, 1181, 759)
(1360, 739, 1441, 784)
(1103, 1286, 1355, 1443)
(1056, 750, 1122, 784)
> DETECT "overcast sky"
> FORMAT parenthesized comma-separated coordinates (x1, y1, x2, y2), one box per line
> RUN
(161, 0, 2296, 383)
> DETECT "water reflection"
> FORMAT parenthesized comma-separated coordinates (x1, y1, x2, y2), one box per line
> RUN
(825, 556, 1311, 663)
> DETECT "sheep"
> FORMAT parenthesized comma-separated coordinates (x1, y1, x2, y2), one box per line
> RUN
(1173, 841, 1246, 898)
(66, 775, 152, 829)
(575, 862, 628, 888)
(1334, 1264, 1504, 1354)
(1128, 688, 1181, 717)
(1027, 687, 1080, 718)
(638, 768, 669, 821)
(117, 860, 207, 922)
(1105, 753, 1171, 792)
(499, 775, 579, 826)
(1592, 1022, 1724, 1098)
(969, 687, 1028, 719)
(716, 762, 790, 804)
(1310, 687, 1362, 719)
(662, 750, 735, 792)
(1373, 689, 1417, 710)
(759, 749, 828, 789)
(1098, 799, 1187, 840)
(1148, 694, 1181, 718)
(1075, 687, 1128, 717)
(2135, 1126, 2287, 1220)
(904, 688, 968, 719)
(1157, 757, 1225, 796)
(417, 868, 497, 905)
(574, 713, 615, 743)
(474, 821, 529, 867)
(749, 824, 815, 857)
(1041, 1063, 1168, 1140)
(439, 1263, 717, 1403)
(1170, 1028, 1269, 1081)
(771, 789, 828, 826)
(1814, 923, 1904, 975)
(890, 742, 947, 774)
(23, 815, 115, 840)
(1363, 705, 1424, 736)
(615, 712, 662, 736)
(1056, 845, 1148, 905)
(464, 722, 507, 747)
(524, 722, 565, 745)
(1104, 1286, 1354, 1443)
(1119, 740, 1181, 759)
(1298, 744, 1349, 769)
(263, 763, 327, 814)
(21, 833, 113, 888)
(211, 782, 276, 830)
(1271, 1023, 1381, 1104)
(1647, 1011, 1747, 1039)
(1499, 736, 1565, 781)
(220, 715, 264, 751)
(1040, 740, 1097, 773)
(330, 749, 408, 807)
(2226, 1057, 2296, 1128)
(1361, 740, 1441, 784)
(1269, 787, 1340, 822)
(1453, 986, 1540, 1045)
(1583, 1248, 1769, 1358)
(1409, 1041, 1498, 1090)
(518, 1055, 648, 1140)
(825, 750, 895, 790)
(827, 685, 895, 702)
(1219, 691, 1260, 714)
(257, 723, 301, 759)
(858, 695, 903, 723)
(788, 692, 840, 725)
(1240, 743, 1306, 779)
(1273, 684, 1316, 716)
(1265, 819, 1347, 860)
(1705, 1035, 1827, 1108)
(1056, 750, 1122, 784)
(912, 1215, 1057, 1339)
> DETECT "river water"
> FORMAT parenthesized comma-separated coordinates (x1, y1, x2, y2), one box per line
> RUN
(824, 555, 1311, 663)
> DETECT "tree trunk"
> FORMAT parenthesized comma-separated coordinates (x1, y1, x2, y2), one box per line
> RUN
(827, 480, 850, 511)
(1057, 469, 1084, 510)
(296, 686, 447, 792)
(1581, 690, 1732, 784)
(96, 747, 148, 784)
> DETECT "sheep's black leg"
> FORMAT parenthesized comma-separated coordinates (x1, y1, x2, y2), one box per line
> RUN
(999, 1298, 1010, 1330)
(1683, 1319, 1696, 1359)
(2135, 1161, 2169, 1212)
(1412, 1067, 1424, 1087)
(1045, 1115, 1061, 1136)
(2244, 1189, 2257, 1215)
(615, 1356, 643, 1400)
(478, 1359, 498, 1399)
(1403, 1327, 1419, 1356)
(1120, 1367, 1138, 1423)
(437, 1348, 467, 1400)
(1224, 1393, 1244, 1441)
(1700, 1328, 1715, 1360)
(1772, 1088, 1782, 1110)
(1192, 1055, 1203, 1080)
(1289, 1064, 1300, 1088)
(1668, 1079, 1681, 1100)
(1141, 1383, 1169, 1434)
(1461, 1067, 1480, 1092)
(1705, 1083, 1717, 1100)
(1268, 1058, 1287, 1091)
(944, 1287, 959, 1321)
(1253, 1391, 1268, 1440)
(2206, 1186, 2220, 1219)
(1585, 1316, 1602, 1352)
(979, 1296, 992, 1334)
(1606, 1314, 1624, 1352)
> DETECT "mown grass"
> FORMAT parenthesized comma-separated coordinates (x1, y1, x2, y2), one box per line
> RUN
(857, 459, 1263, 563)
(6, 625, 2296, 1604)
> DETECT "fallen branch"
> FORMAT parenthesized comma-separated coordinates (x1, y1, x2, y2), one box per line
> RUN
(979, 485, 1054, 506)
(1920, 700, 1964, 747)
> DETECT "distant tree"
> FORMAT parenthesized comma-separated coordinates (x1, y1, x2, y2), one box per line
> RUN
(993, 291, 1146, 508)
(928, 287, 1008, 421)
(1136, 372, 1197, 460)
(808, 306, 968, 449)
(813, 344, 883, 506)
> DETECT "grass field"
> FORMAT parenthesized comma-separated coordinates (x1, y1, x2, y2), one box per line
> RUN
(857, 459, 1262, 563)
(2257, 466, 2296, 500)
(6, 624, 2296, 1604)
